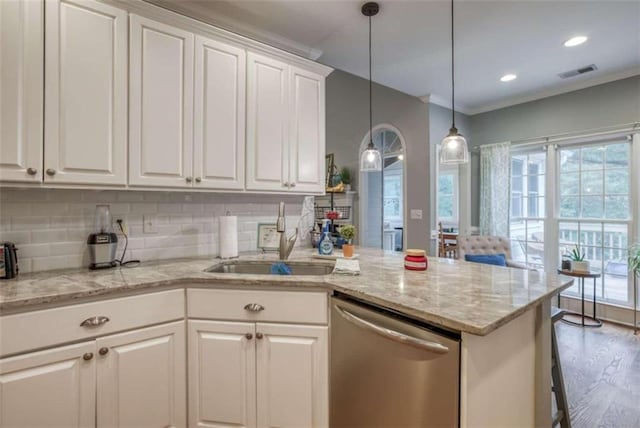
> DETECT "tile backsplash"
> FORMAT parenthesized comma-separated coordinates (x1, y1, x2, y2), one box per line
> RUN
(0, 188, 308, 273)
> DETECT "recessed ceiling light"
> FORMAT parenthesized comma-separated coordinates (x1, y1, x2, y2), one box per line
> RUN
(564, 36, 588, 47)
(500, 74, 517, 82)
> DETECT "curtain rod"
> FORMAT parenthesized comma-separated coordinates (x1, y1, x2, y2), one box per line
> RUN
(471, 122, 639, 152)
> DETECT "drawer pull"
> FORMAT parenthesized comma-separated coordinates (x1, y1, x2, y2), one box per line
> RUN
(80, 316, 110, 328)
(27, 167, 38, 175)
(83, 352, 94, 361)
(98, 347, 109, 356)
(245, 333, 253, 340)
(244, 303, 265, 312)
(256, 332, 264, 339)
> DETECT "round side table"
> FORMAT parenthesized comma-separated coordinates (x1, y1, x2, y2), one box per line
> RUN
(557, 270, 602, 328)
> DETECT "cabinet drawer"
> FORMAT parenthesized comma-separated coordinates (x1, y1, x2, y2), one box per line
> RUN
(187, 288, 327, 325)
(0, 290, 184, 357)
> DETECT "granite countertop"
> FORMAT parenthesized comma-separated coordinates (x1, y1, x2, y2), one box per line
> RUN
(0, 248, 574, 336)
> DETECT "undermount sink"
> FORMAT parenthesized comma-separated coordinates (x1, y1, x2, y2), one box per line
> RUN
(206, 261, 334, 276)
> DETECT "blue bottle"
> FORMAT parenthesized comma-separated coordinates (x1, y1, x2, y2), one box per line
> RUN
(318, 219, 334, 255)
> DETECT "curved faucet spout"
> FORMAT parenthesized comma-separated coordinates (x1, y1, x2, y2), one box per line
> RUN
(276, 202, 298, 260)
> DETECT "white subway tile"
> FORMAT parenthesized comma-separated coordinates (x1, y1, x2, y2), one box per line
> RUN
(12, 216, 50, 230)
(19, 243, 51, 258)
(0, 230, 30, 244)
(31, 229, 68, 243)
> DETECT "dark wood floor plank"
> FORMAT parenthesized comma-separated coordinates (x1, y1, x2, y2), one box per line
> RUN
(556, 321, 640, 428)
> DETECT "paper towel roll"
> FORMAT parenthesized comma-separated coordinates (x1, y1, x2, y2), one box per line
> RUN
(219, 216, 238, 259)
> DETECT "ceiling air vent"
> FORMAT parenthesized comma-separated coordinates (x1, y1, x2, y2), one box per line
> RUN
(558, 64, 598, 79)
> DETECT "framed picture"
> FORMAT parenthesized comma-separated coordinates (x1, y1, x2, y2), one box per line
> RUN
(325, 153, 335, 188)
(257, 223, 279, 251)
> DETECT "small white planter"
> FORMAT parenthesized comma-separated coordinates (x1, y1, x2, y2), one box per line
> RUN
(571, 260, 590, 273)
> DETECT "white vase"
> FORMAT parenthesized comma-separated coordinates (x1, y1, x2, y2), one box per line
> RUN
(571, 260, 590, 273)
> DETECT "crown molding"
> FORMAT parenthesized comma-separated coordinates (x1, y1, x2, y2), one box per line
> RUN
(419, 94, 472, 115)
(105, 0, 332, 76)
(466, 68, 640, 115)
(143, 0, 323, 61)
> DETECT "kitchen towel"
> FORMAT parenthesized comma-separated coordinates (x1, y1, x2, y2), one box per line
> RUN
(333, 258, 360, 275)
(218, 215, 238, 259)
(298, 196, 315, 242)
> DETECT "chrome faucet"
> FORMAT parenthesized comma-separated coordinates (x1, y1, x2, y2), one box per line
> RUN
(276, 202, 298, 260)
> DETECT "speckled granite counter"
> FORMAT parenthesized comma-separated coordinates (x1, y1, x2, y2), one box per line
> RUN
(0, 249, 573, 335)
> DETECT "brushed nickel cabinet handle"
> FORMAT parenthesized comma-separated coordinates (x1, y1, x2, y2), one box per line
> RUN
(195, 177, 201, 183)
(27, 167, 37, 175)
(186, 176, 192, 183)
(290, 182, 296, 188)
(80, 316, 110, 328)
(282, 182, 289, 187)
(256, 332, 264, 339)
(83, 352, 94, 361)
(98, 347, 109, 356)
(46, 168, 56, 176)
(244, 303, 264, 312)
(245, 333, 253, 340)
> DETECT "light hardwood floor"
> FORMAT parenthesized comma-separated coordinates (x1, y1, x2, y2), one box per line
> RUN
(556, 321, 640, 428)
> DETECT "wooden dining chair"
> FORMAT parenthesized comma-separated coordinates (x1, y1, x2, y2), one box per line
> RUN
(438, 222, 458, 258)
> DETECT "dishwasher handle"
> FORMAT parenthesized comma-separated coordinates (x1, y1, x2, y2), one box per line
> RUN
(334, 305, 449, 355)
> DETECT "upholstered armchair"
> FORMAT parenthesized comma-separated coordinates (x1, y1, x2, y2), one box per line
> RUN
(456, 235, 529, 269)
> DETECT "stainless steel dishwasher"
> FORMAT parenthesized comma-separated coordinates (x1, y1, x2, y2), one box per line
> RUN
(331, 294, 460, 427)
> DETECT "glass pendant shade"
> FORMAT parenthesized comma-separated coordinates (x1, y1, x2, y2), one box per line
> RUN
(360, 143, 382, 171)
(440, 127, 469, 164)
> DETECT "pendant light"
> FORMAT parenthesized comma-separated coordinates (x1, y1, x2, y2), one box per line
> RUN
(359, 2, 382, 172)
(440, 0, 469, 164)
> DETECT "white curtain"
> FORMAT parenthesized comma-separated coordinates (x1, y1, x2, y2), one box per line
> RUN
(480, 142, 511, 237)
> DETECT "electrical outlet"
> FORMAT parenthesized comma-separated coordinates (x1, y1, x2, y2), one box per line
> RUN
(410, 209, 423, 220)
(143, 214, 158, 234)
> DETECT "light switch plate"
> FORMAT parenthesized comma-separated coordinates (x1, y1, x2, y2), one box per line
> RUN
(143, 214, 158, 234)
(410, 209, 423, 220)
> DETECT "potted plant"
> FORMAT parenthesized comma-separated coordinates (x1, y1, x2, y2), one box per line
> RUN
(339, 224, 356, 258)
(340, 167, 352, 191)
(629, 243, 640, 334)
(569, 245, 589, 272)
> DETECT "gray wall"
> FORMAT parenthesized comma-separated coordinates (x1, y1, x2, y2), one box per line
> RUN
(468, 75, 640, 225)
(326, 70, 430, 250)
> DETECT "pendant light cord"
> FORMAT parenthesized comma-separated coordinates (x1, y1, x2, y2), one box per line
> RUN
(450, 0, 456, 128)
(369, 14, 374, 147)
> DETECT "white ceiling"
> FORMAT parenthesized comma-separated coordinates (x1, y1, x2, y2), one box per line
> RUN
(147, 0, 640, 114)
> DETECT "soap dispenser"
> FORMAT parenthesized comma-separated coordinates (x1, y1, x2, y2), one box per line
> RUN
(318, 219, 334, 256)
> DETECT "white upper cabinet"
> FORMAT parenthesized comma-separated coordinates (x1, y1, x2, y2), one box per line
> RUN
(0, 0, 43, 182)
(194, 35, 246, 190)
(129, 14, 194, 188)
(44, 0, 127, 185)
(246, 52, 290, 192)
(288, 66, 325, 194)
(246, 53, 327, 193)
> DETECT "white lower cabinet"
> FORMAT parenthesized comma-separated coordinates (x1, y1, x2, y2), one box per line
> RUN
(0, 341, 96, 428)
(97, 321, 186, 428)
(188, 320, 328, 428)
(0, 321, 186, 428)
(255, 323, 329, 428)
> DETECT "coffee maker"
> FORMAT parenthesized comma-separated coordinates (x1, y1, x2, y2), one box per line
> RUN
(87, 205, 118, 269)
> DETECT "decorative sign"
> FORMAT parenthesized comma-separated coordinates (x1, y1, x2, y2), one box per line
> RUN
(257, 223, 279, 251)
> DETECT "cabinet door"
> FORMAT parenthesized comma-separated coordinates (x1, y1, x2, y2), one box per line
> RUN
(194, 35, 246, 190)
(246, 52, 289, 191)
(288, 66, 325, 194)
(44, 0, 127, 185)
(0, 341, 96, 428)
(129, 14, 194, 188)
(188, 320, 256, 428)
(96, 321, 186, 428)
(0, 0, 43, 182)
(256, 323, 328, 428)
